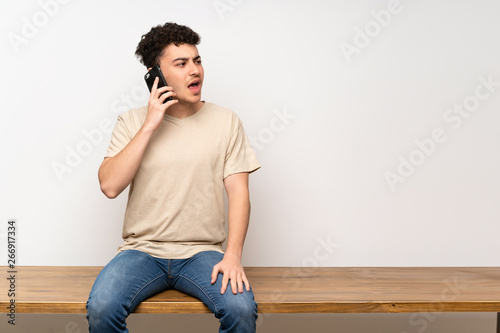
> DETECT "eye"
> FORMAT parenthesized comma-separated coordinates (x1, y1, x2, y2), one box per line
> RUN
(177, 62, 186, 67)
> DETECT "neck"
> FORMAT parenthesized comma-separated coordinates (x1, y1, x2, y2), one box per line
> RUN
(165, 100, 204, 119)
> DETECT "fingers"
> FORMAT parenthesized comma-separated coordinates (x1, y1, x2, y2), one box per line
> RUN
(211, 260, 250, 295)
(242, 273, 251, 292)
(149, 77, 175, 105)
(222, 271, 248, 295)
(158, 90, 176, 104)
(143, 78, 177, 133)
(234, 271, 250, 294)
(221, 273, 229, 294)
(211, 265, 220, 285)
(230, 275, 238, 295)
(149, 76, 160, 100)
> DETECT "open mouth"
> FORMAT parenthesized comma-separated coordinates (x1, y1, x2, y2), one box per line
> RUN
(188, 81, 200, 88)
(188, 80, 201, 94)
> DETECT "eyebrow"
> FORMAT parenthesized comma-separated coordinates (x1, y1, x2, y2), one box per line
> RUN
(172, 55, 201, 63)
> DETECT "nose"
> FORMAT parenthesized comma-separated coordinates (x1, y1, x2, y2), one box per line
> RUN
(189, 60, 200, 76)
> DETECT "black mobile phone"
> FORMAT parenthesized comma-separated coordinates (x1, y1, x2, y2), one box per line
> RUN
(144, 65, 172, 103)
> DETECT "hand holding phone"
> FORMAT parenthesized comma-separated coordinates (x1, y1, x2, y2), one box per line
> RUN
(144, 65, 173, 103)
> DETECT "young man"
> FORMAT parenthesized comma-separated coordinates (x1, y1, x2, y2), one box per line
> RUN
(86, 22, 260, 333)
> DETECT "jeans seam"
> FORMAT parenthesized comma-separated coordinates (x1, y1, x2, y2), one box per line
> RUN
(177, 274, 220, 317)
(127, 273, 165, 311)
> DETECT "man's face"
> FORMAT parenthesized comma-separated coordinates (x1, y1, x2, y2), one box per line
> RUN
(158, 43, 204, 105)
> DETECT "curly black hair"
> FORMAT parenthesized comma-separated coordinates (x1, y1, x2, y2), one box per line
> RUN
(135, 22, 200, 68)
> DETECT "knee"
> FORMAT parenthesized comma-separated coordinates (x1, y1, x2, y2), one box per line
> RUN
(217, 293, 258, 330)
(86, 293, 129, 331)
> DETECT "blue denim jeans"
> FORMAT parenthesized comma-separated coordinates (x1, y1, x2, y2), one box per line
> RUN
(86, 250, 257, 332)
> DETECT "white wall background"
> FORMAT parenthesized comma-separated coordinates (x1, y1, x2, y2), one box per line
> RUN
(1, 0, 499, 332)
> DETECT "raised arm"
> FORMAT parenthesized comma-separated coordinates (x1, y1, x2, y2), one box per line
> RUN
(99, 78, 177, 198)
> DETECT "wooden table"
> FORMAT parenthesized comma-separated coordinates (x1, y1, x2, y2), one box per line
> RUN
(2, 266, 500, 330)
